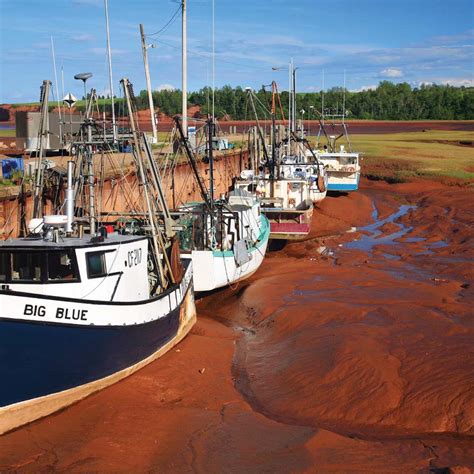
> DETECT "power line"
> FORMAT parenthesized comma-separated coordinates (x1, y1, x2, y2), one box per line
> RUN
(147, 4, 182, 38)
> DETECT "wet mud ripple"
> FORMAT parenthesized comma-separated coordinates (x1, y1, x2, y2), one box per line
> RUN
(225, 182, 474, 470)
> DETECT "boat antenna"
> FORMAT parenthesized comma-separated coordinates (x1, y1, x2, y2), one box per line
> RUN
(321, 69, 325, 122)
(292, 63, 297, 135)
(342, 69, 346, 126)
(104, 0, 117, 142)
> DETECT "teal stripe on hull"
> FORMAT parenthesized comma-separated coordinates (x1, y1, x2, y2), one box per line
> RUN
(212, 214, 270, 258)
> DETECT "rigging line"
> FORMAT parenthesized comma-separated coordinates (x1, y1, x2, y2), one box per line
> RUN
(146, 3, 182, 38)
(253, 94, 271, 117)
(102, 144, 142, 213)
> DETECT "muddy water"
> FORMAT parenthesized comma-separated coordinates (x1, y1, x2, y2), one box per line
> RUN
(0, 179, 472, 472)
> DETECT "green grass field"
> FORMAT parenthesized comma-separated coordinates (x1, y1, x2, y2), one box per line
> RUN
(1, 126, 473, 184)
(347, 130, 474, 183)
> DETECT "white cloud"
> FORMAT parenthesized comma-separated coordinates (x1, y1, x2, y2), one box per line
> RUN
(379, 68, 404, 78)
(155, 84, 176, 91)
(351, 84, 377, 92)
(416, 78, 474, 87)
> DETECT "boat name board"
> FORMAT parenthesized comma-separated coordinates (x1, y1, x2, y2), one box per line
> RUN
(24, 304, 88, 321)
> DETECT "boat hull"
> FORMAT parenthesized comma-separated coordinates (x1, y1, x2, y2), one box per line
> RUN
(0, 266, 196, 435)
(326, 172, 360, 192)
(309, 188, 328, 204)
(264, 206, 314, 240)
(188, 214, 270, 292)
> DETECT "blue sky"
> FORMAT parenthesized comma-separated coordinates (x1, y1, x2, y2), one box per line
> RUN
(0, 0, 473, 103)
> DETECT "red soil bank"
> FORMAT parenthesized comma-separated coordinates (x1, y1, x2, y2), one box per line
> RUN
(0, 178, 472, 472)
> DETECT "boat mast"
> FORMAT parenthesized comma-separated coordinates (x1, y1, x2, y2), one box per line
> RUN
(270, 82, 278, 196)
(121, 78, 175, 286)
(181, 0, 188, 136)
(85, 89, 96, 235)
(140, 23, 158, 144)
(32, 79, 51, 219)
(292, 63, 297, 137)
(104, 0, 117, 142)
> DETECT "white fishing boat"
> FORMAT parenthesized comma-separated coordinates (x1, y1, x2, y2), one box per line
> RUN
(281, 143, 329, 204)
(315, 143, 360, 191)
(0, 78, 196, 435)
(236, 170, 314, 241)
(173, 117, 270, 292)
(177, 191, 269, 292)
(314, 90, 361, 192)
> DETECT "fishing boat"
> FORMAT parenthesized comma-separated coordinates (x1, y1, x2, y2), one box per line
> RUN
(315, 143, 360, 191)
(171, 117, 270, 292)
(236, 173, 314, 241)
(0, 78, 196, 435)
(280, 136, 329, 204)
(235, 81, 321, 240)
(313, 99, 361, 192)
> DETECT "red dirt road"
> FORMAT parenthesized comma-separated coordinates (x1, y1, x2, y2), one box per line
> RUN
(0, 179, 473, 472)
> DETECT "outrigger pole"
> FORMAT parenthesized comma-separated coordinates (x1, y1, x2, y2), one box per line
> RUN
(173, 116, 212, 210)
(122, 78, 175, 287)
(32, 80, 51, 219)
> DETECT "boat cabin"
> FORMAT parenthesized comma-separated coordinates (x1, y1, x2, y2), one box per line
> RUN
(0, 234, 150, 302)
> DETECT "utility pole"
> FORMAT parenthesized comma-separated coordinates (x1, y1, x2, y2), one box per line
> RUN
(182, 0, 188, 136)
(140, 23, 158, 144)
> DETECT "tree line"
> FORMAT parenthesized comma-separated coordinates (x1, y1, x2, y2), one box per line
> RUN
(80, 81, 474, 120)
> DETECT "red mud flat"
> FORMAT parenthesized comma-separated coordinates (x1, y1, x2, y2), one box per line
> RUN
(136, 119, 474, 134)
(0, 179, 473, 473)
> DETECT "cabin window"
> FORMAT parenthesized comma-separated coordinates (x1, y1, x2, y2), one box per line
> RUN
(11, 252, 42, 282)
(47, 251, 77, 281)
(0, 253, 8, 282)
(86, 251, 107, 278)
